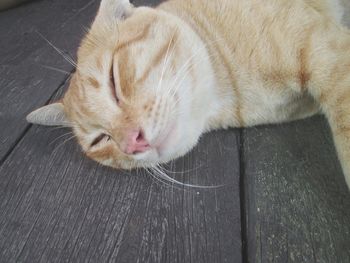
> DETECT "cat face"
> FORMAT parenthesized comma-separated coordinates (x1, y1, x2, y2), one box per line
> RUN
(27, 1, 219, 169)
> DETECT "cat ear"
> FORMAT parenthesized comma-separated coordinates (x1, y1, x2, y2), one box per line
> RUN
(26, 102, 71, 127)
(98, 0, 134, 21)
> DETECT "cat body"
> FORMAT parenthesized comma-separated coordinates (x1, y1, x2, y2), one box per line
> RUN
(160, 0, 324, 129)
(27, 0, 350, 188)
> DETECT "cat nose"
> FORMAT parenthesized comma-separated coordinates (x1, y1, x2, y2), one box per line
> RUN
(123, 129, 150, 155)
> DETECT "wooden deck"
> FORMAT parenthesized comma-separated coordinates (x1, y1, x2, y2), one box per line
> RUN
(0, 0, 349, 262)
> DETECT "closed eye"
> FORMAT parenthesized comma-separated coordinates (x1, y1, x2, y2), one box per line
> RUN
(90, 133, 111, 147)
(110, 62, 119, 103)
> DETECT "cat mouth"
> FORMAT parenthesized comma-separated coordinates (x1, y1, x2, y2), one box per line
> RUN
(131, 122, 178, 166)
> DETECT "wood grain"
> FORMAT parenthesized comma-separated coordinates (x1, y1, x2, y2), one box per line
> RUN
(242, 3, 350, 262)
(243, 116, 350, 263)
(0, 122, 242, 262)
(0, 1, 238, 262)
(0, 0, 99, 162)
(2, 0, 350, 262)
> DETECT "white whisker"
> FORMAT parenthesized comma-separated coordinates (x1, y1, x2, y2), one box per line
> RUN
(151, 165, 225, 189)
(48, 125, 72, 131)
(168, 51, 217, 99)
(156, 30, 179, 93)
(36, 31, 77, 68)
(52, 134, 77, 154)
(145, 167, 178, 189)
(49, 131, 74, 146)
(159, 164, 203, 175)
(39, 64, 71, 75)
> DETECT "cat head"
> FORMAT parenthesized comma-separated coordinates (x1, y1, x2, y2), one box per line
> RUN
(27, 0, 218, 169)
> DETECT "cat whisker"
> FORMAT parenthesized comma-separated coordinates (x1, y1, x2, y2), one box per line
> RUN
(156, 30, 179, 94)
(39, 64, 72, 75)
(169, 40, 217, 85)
(52, 134, 77, 155)
(165, 53, 218, 117)
(48, 125, 72, 132)
(145, 167, 175, 189)
(49, 131, 74, 146)
(169, 50, 200, 91)
(152, 165, 224, 189)
(150, 34, 180, 134)
(152, 165, 203, 192)
(165, 50, 217, 101)
(36, 31, 77, 68)
(168, 51, 217, 98)
(81, 26, 107, 48)
(148, 167, 184, 190)
(145, 168, 165, 186)
(157, 164, 203, 175)
(164, 34, 226, 107)
(82, 25, 89, 34)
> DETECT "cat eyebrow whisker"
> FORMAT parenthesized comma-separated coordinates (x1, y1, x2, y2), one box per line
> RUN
(166, 49, 206, 99)
(169, 36, 224, 94)
(167, 47, 217, 99)
(36, 30, 77, 68)
(148, 34, 179, 125)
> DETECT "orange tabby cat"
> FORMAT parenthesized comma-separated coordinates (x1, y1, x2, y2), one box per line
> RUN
(27, 0, 350, 188)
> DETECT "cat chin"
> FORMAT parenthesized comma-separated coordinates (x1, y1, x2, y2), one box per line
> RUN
(132, 130, 202, 169)
(130, 142, 179, 167)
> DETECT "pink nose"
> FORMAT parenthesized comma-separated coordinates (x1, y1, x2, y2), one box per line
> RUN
(124, 129, 150, 155)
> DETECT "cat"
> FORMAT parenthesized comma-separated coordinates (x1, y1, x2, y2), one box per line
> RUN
(27, 0, 350, 189)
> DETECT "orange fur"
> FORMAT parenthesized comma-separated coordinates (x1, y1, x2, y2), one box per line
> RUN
(28, 0, 350, 188)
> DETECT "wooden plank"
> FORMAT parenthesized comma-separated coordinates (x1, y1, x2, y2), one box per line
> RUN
(132, 0, 167, 7)
(0, 0, 99, 161)
(0, 0, 242, 262)
(0, 119, 242, 262)
(0, 0, 32, 11)
(243, 115, 350, 263)
(341, 0, 350, 27)
(243, 4, 350, 263)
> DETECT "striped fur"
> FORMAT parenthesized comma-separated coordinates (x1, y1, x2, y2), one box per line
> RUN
(29, 0, 350, 188)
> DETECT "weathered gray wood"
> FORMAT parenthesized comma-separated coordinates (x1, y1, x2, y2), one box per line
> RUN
(243, 115, 350, 263)
(243, 4, 350, 262)
(0, 121, 242, 262)
(5, 1, 350, 263)
(0, 0, 32, 11)
(0, 0, 99, 161)
(132, 0, 167, 7)
(341, 0, 350, 27)
(1, 0, 242, 262)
